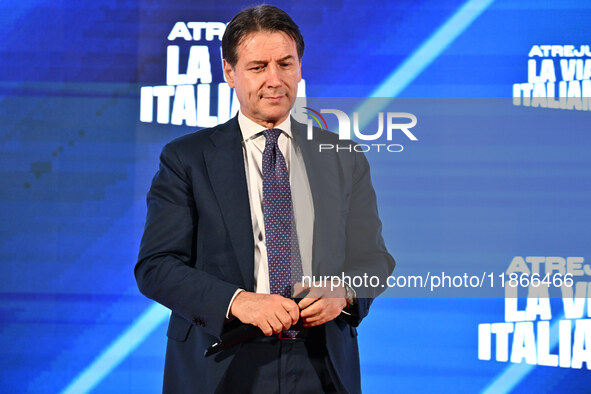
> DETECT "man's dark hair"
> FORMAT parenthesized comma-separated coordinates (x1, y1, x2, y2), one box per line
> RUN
(222, 5, 304, 67)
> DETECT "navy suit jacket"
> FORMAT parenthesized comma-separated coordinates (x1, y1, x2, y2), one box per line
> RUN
(135, 116, 395, 393)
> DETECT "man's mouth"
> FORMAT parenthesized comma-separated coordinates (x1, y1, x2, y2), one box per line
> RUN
(262, 95, 285, 102)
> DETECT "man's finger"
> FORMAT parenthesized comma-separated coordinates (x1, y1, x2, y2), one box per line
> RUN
(268, 316, 285, 334)
(259, 321, 273, 336)
(283, 302, 300, 324)
(302, 315, 328, 327)
(274, 309, 294, 330)
(299, 298, 325, 318)
(298, 296, 319, 310)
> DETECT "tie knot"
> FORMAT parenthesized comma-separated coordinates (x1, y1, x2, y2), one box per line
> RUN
(263, 128, 282, 146)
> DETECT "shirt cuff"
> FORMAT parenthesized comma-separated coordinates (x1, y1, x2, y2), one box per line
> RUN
(226, 288, 245, 319)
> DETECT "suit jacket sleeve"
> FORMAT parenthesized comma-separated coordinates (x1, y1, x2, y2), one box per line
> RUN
(341, 147, 396, 326)
(135, 142, 239, 337)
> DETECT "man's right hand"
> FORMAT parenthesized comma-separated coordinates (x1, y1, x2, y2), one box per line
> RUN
(229, 291, 299, 336)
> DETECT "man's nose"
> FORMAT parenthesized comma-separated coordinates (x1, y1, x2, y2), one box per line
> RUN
(266, 64, 282, 88)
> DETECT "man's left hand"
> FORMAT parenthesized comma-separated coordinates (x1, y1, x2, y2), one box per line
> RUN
(296, 283, 347, 327)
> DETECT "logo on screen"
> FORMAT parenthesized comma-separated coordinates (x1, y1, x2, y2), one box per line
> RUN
(513, 45, 591, 111)
(478, 256, 591, 370)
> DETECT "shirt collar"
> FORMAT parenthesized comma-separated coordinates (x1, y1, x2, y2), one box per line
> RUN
(238, 111, 292, 141)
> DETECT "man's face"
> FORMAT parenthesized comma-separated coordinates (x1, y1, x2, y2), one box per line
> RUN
(223, 31, 301, 128)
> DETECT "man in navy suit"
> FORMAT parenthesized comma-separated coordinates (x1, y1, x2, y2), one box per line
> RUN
(135, 5, 395, 393)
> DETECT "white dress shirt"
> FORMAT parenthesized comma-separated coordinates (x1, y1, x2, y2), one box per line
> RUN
(226, 112, 315, 315)
(240, 111, 315, 291)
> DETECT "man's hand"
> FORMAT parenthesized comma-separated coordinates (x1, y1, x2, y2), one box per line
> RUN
(297, 283, 347, 327)
(229, 291, 299, 336)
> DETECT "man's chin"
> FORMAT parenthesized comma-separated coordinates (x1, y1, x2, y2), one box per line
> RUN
(259, 110, 291, 126)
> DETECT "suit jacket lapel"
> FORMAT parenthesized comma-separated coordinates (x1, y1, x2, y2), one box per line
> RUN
(203, 117, 255, 291)
(292, 120, 341, 275)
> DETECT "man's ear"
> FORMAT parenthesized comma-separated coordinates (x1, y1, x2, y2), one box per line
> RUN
(223, 59, 235, 88)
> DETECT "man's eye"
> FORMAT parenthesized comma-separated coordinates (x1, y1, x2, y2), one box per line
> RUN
(250, 66, 264, 71)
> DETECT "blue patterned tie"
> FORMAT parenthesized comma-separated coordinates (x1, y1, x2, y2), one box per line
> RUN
(262, 128, 303, 337)
(263, 129, 303, 298)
